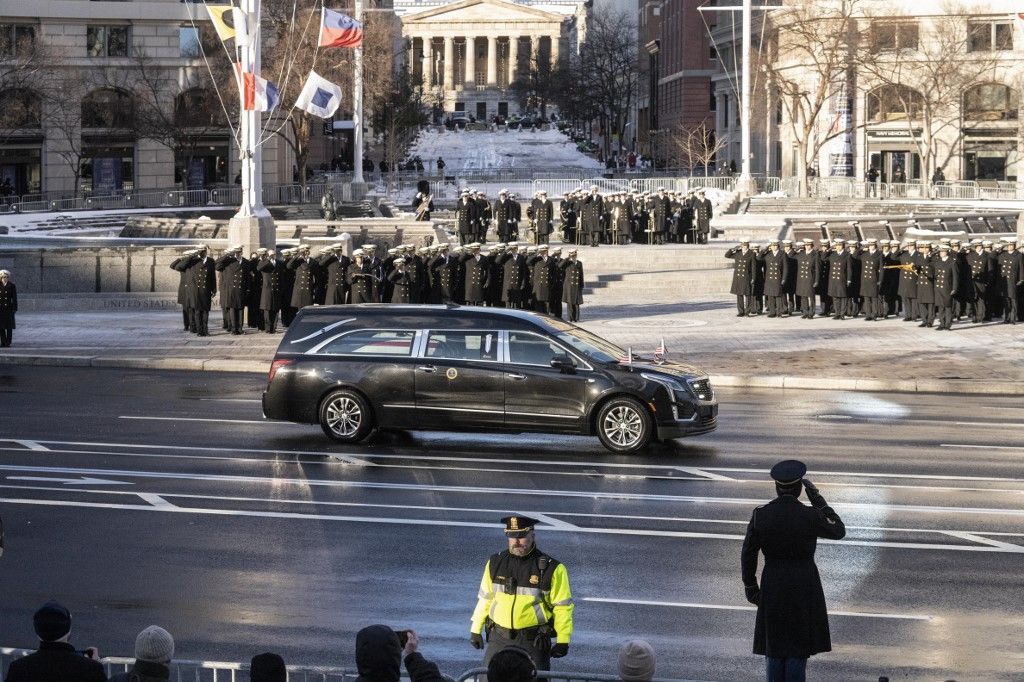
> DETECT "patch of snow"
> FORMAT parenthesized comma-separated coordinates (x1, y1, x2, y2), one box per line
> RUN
(408, 128, 603, 175)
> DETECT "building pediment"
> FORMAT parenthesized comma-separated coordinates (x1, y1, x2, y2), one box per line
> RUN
(402, 0, 566, 24)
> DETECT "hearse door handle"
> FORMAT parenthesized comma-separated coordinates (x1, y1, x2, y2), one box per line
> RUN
(417, 365, 437, 373)
(507, 373, 527, 380)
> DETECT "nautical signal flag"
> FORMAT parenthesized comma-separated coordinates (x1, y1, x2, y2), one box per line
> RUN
(319, 8, 363, 48)
(294, 70, 343, 118)
(235, 65, 280, 112)
(205, 5, 236, 41)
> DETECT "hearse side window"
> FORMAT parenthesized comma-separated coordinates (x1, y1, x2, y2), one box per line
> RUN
(317, 329, 416, 356)
(425, 331, 499, 362)
(508, 332, 569, 366)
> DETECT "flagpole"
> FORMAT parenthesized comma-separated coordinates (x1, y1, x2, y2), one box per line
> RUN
(353, 0, 365, 185)
(229, 0, 276, 251)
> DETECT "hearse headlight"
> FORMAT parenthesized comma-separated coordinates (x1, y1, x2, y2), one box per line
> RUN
(640, 372, 688, 397)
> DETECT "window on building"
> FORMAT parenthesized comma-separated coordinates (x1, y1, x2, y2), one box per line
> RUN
(179, 26, 201, 58)
(0, 24, 35, 57)
(871, 21, 918, 53)
(866, 85, 923, 123)
(968, 21, 1013, 52)
(709, 45, 718, 60)
(964, 83, 1019, 121)
(82, 88, 135, 128)
(0, 89, 41, 128)
(87, 25, 129, 57)
(709, 82, 716, 111)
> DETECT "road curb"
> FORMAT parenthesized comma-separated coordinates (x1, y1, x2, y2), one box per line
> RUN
(0, 353, 1020, 395)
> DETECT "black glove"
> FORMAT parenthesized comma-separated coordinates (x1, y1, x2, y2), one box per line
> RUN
(550, 643, 569, 658)
(744, 584, 761, 605)
(803, 478, 827, 508)
(470, 633, 484, 650)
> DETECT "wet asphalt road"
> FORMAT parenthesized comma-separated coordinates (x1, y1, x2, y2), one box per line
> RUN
(0, 366, 1022, 680)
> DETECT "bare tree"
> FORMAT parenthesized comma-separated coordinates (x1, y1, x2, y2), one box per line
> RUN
(857, 5, 1000, 194)
(763, 0, 863, 196)
(41, 72, 92, 196)
(667, 121, 728, 175)
(573, 11, 642, 160)
(0, 24, 50, 149)
(370, 68, 426, 173)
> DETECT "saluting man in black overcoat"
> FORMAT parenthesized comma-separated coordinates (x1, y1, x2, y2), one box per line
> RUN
(741, 460, 846, 682)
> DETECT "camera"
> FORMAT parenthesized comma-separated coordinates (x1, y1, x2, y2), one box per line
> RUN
(397, 630, 410, 648)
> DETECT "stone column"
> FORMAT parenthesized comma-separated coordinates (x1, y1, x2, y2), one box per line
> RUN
(421, 37, 433, 88)
(487, 35, 498, 86)
(550, 34, 560, 70)
(465, 36, 476, 87)
(530, 35, 540, 68)
(444, 36, 454, 90)
(508, 36, 519, 84)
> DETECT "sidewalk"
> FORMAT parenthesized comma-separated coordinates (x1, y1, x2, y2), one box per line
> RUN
(0, 300, 1021, 395)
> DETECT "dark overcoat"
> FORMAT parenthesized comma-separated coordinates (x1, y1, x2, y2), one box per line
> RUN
(215, 255, 248, 309)
(726, 247, 756, 296)
(257, 258, 287, 311)
(857, 250, 883, 297)
(561, 260, 584, 305)
(826, 251, 850, 298)
(932, 256, 958, 307)
(186, 256, 217, 312)
(761, 250, 788, 297)
(0, 280, 17, 328)
(741, 495, 846, 658)
(916, 257, 935, 304)
(997, 251, 1024, 296)
(347, 260, 379, 304)
(794, 251, 819, 298)
(897, 250, 918, 298)
(288, 256, 317, 309)
(461, 253, 489, 302)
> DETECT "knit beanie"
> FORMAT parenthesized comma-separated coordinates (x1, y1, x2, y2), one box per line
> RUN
(250, 652, 287, 682)
(135, 625, 174, 663)
(33, 601, 72, 642)
(618, 639, 656, 682)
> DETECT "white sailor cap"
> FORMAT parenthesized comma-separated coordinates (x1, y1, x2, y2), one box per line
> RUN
(970, 238, 983, 245)
(469, 242, 481, 249)
(499, 188, 509, 195)
(394, 257, 406, 265)
(0, 270, 10, 278)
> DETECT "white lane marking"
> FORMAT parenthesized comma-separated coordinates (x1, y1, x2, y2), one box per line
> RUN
(819, 415, 1024, 429)
(953, 421, 1024, 429)
(119, 416, 306, 426)
(940, 444, 1024, 451)
(195, 398, 264, 403)
(14, 440, 48, 451)
(0, 486, 1018, 553)
(3, 484, 1014, 543)
(4, 438, 1024, 486)
(0, 463, 1023, 520)
(675, 467, 735, 481)
(581, 597, 934, 621)
(6, 475, 130, 486)
(941, 531, 1024, 552)
(137, 493, 176, 509)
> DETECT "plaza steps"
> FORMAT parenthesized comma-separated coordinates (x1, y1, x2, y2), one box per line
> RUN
(742, 197, 1008, 215)
(7, 214, 131, 234)
(573, 245, 733, 303)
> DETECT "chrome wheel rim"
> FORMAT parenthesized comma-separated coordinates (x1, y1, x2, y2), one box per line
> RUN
(603, 405, 643, 448)
(325, 396, 362, 438)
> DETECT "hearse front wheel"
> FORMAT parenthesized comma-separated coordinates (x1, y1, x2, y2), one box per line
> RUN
(596, 397, 653, 454)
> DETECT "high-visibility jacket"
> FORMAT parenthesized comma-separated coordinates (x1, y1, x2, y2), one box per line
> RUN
(470, 548, 574, 644)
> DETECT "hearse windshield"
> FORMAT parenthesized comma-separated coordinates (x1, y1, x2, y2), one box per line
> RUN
(547, 320, 629, 364)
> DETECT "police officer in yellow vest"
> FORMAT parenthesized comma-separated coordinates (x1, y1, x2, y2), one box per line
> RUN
(470, 515, 574, 670)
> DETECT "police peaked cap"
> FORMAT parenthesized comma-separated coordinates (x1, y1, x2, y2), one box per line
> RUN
(769, 459, 806, 485)
(502, 515, 539, 537)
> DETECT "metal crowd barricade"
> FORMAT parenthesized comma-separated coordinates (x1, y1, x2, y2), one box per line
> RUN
(1, 649, 359, 682)
(456, 667, 712, 682)
(533, 178, 583, 197)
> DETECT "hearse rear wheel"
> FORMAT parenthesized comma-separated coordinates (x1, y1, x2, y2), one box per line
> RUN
(319, 389, 374, 444)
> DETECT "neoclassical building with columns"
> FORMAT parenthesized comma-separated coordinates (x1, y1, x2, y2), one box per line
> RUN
(395, 0, 588, 119)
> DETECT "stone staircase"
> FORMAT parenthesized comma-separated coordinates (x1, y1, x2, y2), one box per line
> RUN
(575, 245, 732, 304)
(742, 197, 1008, 215)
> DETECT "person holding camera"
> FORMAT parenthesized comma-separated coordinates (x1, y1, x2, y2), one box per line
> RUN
(470, 515, 574, 671)
(353, 625, 444, 682)
(4, 601, 106, 682)
(740, 460, 846, 682)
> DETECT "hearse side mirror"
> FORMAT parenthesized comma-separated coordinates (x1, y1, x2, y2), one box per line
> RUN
(550, 354, 576, 373)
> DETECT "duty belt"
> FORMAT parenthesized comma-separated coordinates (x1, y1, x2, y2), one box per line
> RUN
(489, 624, 545, 639)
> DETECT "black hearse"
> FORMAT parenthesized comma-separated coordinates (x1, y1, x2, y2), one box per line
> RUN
(263, 305, 717, 454)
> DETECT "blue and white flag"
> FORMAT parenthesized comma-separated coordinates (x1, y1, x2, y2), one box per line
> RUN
(294, 70, 343, 119)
